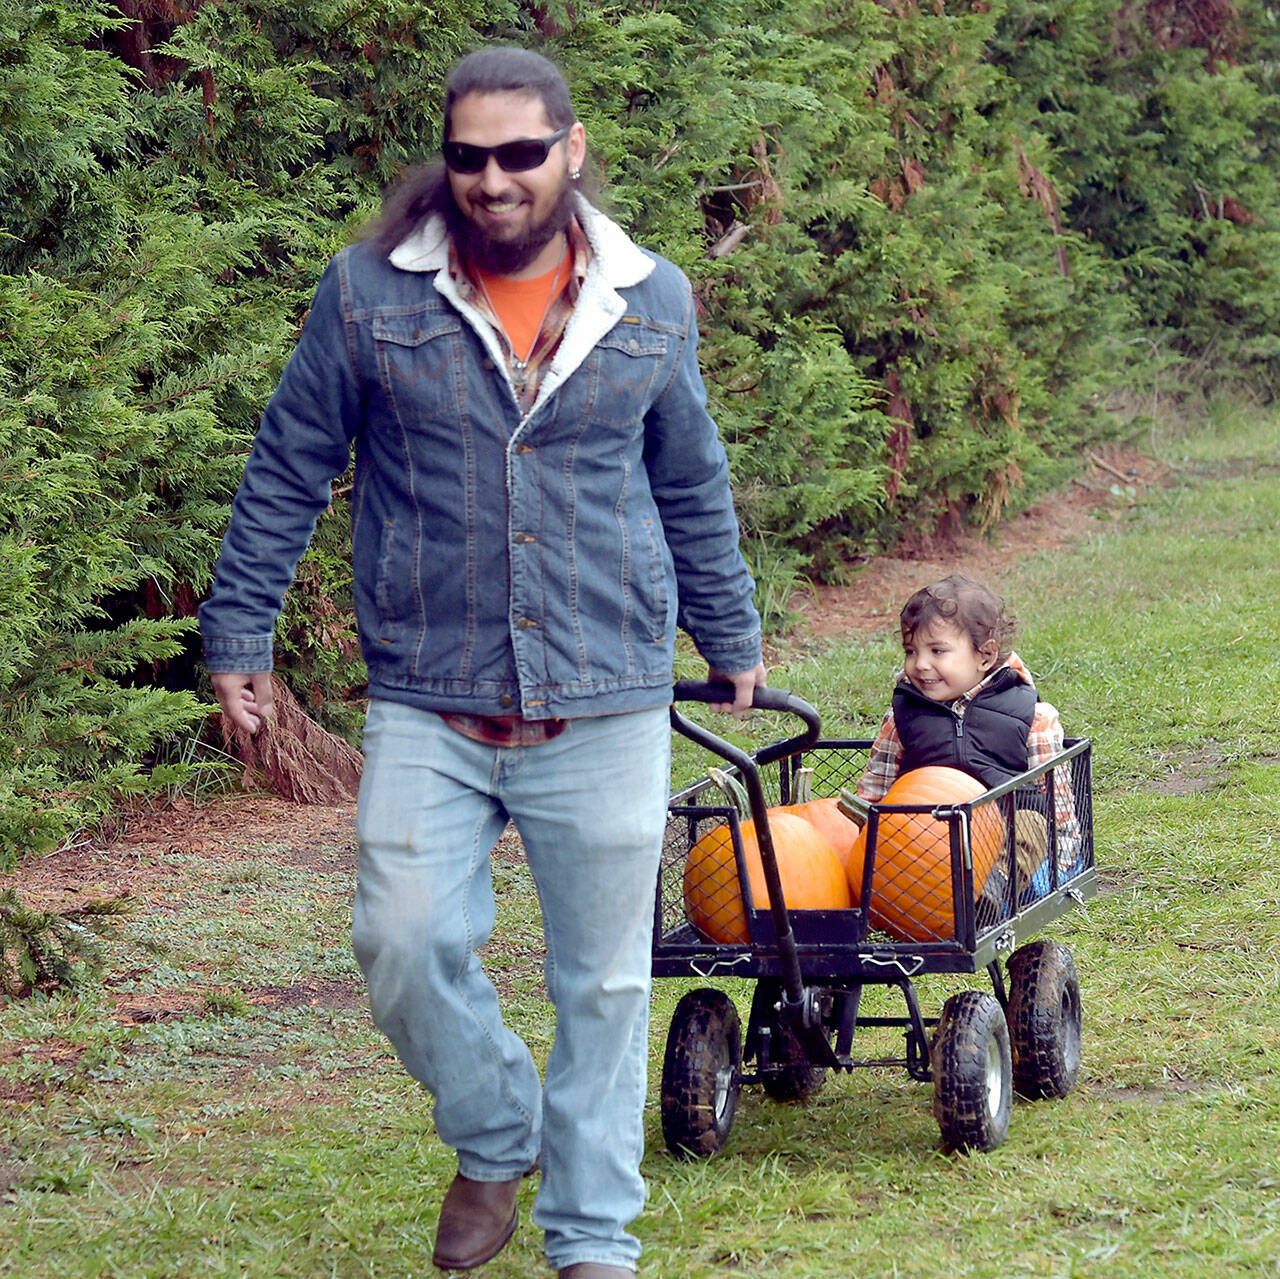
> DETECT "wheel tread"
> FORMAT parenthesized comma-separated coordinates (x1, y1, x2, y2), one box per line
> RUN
(660, 988, 741, 1158)
(931, 990, 1012, 1153)
(1007, 939, 1082, 1099)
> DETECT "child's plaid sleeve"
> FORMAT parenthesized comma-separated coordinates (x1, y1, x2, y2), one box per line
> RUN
(856, 710, 902, 803)
(1029, 700, 1082, 866)
(1026, 702, 1064, 769)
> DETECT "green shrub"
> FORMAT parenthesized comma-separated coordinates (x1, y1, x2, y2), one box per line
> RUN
(0, 0, 500, 857)
(991, 0, 1280, 392)
(3, 0, 1278, 857)
(0, 887, 133, 996)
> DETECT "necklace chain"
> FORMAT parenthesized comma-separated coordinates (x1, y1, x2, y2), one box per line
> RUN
(475, 247, 568, 377)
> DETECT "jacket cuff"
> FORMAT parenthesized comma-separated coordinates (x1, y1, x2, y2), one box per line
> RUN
(695, 629, 763, 675)
(202, 633, 275, 675)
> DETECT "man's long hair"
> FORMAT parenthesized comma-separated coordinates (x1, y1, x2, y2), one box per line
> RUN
(365, 46, 599, 255)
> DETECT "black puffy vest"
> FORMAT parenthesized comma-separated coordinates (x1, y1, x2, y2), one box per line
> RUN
(893, 664, 1037, 789)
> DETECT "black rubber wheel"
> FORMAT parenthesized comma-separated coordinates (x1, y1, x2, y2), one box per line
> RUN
(1006, 939, 1082, 1099)
(760, 1017, 828, 1102)
(931, 990, 1012, 1153)
(660, 988, 742, 1158)
(752, 981, 828, 1102)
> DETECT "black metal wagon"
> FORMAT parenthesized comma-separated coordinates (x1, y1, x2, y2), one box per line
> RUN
(655, 681, 1097, 1156)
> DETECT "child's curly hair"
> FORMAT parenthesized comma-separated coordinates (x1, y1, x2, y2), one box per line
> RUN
(899, 574, 1017, 658)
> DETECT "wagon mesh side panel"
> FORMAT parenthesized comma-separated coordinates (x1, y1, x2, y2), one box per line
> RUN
(785, 743, 869, 802)
(658, 742, 871, 946)
(856, 805, 982, 943)
(974, 743, 1095, 935)
(661, 801, 744, 942)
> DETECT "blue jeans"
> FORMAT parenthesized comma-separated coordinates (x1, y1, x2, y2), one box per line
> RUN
(352, 700, 671, 1270)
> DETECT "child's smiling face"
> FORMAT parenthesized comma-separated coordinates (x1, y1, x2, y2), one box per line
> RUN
(903, 619, 998, 703)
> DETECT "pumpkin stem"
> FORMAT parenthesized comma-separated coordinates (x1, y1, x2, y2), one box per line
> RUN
(793, 766, 815, 805)
(706, 766, 751, 817)
(837, 787, 871, 825)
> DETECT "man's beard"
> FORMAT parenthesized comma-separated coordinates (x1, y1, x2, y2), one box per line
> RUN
(446, 181, 576, 276)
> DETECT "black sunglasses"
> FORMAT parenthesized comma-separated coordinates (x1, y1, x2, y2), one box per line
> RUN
(442, 125, 572, 175)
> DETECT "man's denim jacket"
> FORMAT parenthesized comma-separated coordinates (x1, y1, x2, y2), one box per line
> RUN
(199, 197, 762, 720)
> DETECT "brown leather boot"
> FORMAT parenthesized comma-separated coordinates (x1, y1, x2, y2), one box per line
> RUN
(431, 1172, 522, 1270)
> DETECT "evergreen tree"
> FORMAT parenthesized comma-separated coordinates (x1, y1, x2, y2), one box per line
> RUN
(3, 0, 1277, 858)
(991, 0, 1280, 390)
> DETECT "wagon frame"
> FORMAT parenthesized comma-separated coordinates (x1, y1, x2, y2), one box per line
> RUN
(654, 682, 1096, 1156)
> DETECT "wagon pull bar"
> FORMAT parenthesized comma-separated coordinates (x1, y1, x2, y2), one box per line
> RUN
(669, 681, 823, 1011)
(669, 682, 822, 765)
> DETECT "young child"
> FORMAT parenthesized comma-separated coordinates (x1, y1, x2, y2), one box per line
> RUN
(850, 574, 1078, 914)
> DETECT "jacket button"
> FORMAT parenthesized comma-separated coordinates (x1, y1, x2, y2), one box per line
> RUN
(515, 532, 535, 544)
(516, 617, 538, 629)
(499, 693, 514, 708)
(483, 358, 495, 370)
(515, 443, 534, 454)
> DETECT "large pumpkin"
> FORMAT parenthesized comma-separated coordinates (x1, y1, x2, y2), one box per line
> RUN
(772, 767, 863, 879)
(684, 810, 851, 944)
(776, 796, 863, 880)
(847, 767, 1002, 942)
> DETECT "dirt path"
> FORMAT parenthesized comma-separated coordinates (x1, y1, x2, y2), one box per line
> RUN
(787, 445, 1166, 646)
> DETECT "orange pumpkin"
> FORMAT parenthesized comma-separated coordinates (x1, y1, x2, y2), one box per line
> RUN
(772, 767, 863, 879)
(776, 795, 863, 880)
(684, 810, 851, 944)
(847, 767, 1002, 942)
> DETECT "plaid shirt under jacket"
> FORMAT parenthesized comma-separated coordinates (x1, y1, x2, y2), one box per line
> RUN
(450, 217, 591, 413)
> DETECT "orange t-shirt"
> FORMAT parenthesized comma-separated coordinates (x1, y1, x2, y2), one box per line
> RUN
(474, 254, 569, 362)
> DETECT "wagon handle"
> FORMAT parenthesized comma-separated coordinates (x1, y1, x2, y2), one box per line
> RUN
(670, 681, 822, 1014)
(670, 681, 821, 766)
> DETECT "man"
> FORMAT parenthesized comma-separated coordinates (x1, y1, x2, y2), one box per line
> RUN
(200, 46, 765, 1278)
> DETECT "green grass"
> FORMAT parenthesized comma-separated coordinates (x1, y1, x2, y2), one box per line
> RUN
(3, 402, 1280, 1276)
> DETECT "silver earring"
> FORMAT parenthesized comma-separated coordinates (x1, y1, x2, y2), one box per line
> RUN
(570, 167, 581, 181)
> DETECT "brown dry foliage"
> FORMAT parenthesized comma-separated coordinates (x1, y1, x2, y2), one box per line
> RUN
(220, 675, 362, 805)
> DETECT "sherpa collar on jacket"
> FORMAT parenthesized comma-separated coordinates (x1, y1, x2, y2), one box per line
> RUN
(388, 196, 659, 419)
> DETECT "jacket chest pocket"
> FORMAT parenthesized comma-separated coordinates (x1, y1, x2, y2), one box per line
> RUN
(372, 313, 468, 428)
(582, 323, 670, 421)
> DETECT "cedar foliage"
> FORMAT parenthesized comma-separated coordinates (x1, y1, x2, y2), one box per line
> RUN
(3, 0, 1279, 860)
(990, 0, 1280, 391)
(0, 887, 134, 995)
